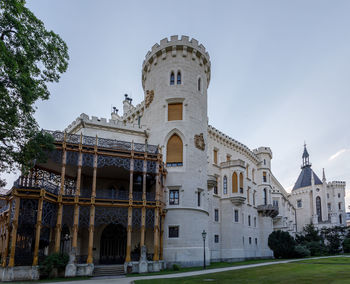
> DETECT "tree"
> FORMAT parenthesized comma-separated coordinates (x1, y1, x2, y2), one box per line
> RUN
(0, 0, 69, 186)
(268, 230, 296, 259)
(321, 226, 346, 254)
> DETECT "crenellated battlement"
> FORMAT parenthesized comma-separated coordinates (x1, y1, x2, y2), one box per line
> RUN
(65, 113, 146, 134)
(253, 147, 273, 159)
(328, 181, 346, 187)
(208, 125, 259, 163)
(142, 35, 211, 89)
(121, 100, 145, 122)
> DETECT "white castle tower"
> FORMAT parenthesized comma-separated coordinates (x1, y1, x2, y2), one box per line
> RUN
(141, 35, 211, 266)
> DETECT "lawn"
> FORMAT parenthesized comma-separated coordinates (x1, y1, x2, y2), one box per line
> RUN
(135, 257, 350, 284)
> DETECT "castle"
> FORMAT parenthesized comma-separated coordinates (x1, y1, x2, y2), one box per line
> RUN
(0, 35, 346, 281)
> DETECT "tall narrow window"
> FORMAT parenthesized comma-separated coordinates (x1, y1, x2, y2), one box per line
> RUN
(338, 202, 342, 210)
(169, 190, 179, 205)
(234, 210, 239, 222)
(340, 214, 343, 224)
(232, 172, 238, 193)
(213, 149, 218, 164)
(263, 171, 267, 183)
(223, 176, 227, 195)
(252, 169, 255, 182)
(168, 103, 183, 121)
(166, 134, 183, 167)
(247, 187, 250, 204)
(177, 71, 181, 84)
(214, 177, 218, 195)
(214, 209, 219, 222)
(316, 196, 322, 222)
(248, 215, 251, 226)
(170, 72, 175, 85)
(263, 188, 267, 205)
(246, 164, 249, 179)
(197, 192, 201, 207)
(198, 77, 201, 91)
(253, 191, 256, 206)
(239, 173, 244, 193)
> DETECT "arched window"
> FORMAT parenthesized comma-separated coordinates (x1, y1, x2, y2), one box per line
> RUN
(198, 77, 201, 91)
(166, 134, 183, 167)
(177, 71, 181, 84)
(232, 172, 238, 193)
(170, 72, 175, 85)
(223, 176, 227, 195)
(263, 188, 267, 205)
(239, 173, 244, 193)
(316, 196, 322, 222)
(339, 214, 343, 224)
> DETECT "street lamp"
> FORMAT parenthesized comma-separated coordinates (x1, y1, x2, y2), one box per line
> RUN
(202, 230, 207, 269)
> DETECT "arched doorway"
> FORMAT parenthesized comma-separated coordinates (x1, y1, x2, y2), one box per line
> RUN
(100, 224, 126, 264)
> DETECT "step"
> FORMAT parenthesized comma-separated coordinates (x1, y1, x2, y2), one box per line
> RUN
(93, 265, 125, 277)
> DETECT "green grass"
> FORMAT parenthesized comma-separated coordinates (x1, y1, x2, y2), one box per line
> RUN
(13, 276, 90, 284)
(128, 258, 280, 277)
(135, 257, 350, 284)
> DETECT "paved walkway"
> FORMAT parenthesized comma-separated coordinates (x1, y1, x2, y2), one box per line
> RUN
(52, 255, 349, 284)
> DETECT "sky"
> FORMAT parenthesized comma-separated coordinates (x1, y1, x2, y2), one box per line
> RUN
(2, 0, 350, 207)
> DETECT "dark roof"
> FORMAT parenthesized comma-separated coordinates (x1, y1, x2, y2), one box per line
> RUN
(292, 166, 323, 190)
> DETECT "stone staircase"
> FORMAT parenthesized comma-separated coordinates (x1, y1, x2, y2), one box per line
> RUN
(93, 264, 125, 277)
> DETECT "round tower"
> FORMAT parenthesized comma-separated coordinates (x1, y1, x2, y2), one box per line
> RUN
(141, 35, 211, 266)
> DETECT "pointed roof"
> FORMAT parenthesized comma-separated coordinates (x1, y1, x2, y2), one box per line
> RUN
(292, 144, 323, 190)
(293, 166, 323, 190)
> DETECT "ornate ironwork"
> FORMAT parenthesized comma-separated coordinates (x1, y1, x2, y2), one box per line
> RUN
(95, 189, 128, 200)
(82, 135, 96, 146)
(146, 208, 154, 228)
(147, 145, 158, 154)
(49, 149, 63, 164)
(147, 161, 156, 173)
(82, 153, 94, 167)
(66, 133, 80, 144)
(42, 201, 57, 227)
(79, 206, 90, 228)
(97, 155, 130, 170)
(133, 191, 142, 201)
(134, 159, 144, 172)
(98, 137, 131, 151)
(132, 208, 141, 227)
(134, 143, 145, 152)
(95, 207, 128, 227)
(146, 192, 155, 201)
(18, 199, 38, 225)
(62, 205, 74, 227)
(66, 151, 79, 166)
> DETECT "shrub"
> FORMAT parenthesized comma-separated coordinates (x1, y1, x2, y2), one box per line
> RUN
(306, 241, 327, 256)
(39, 252, 69, 279)
(342, 238, 350, 253)
(294, 245, 311, 258)
(268, 230, 296, 259)
(172, 264, 180, 271)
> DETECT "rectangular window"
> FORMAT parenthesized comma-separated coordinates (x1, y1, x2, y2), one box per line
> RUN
(263, 171, 267, 183)
(248, 215, 251, 226)
(254, 217, 257, 227)
(169, 190, 179, 205)
(213, 149, 218, 164)
(214, 209, 219, 222)
(168, 103, 183, 121)
(328, 203, 331, 211)
(338, 193, 341, 198)
(273, 200, 278, 207)
(339, 202, 342, 210)
(297, 199, 302, 208)
(255, 238, 258, 245)
(214, 234, 219, 243)
(197, 192, 201, 207)
(234, 210, 239, 222)
(168, 226, 179, 238)
(214, 177, 218, 195)
(249, 237, 252, 245)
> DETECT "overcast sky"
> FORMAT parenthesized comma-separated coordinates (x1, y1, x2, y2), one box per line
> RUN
(3, 0, 350, 207)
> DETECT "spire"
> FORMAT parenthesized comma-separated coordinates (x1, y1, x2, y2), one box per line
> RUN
(302, 143, 310, 168)
(322, 168, 326, 182)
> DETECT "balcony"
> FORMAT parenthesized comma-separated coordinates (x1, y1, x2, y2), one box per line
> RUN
(207, 175, 217, 188)
(257, 204, 279, 218)
(230, 196, 246, 206)
(220, 159, 245, 169)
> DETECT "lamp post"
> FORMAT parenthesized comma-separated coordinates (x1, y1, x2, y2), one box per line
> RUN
(202, 230, 207, 269)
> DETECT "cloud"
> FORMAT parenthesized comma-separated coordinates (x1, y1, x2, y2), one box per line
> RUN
(329, 149, 349, 161)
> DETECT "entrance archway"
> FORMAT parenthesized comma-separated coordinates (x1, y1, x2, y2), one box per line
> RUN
(100, 223, 126, 264)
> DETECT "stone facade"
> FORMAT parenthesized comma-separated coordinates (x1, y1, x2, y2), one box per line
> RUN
(0, 35, 346, 280)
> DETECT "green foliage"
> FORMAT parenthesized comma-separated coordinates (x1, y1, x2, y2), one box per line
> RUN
(296, 224, 323, 244)
(172, 264, 180, 271)
(0, 0, 69, 185)
(39, 252, 69, 278)
(342, 238, 350, 253)
(305, 241, 327, 256)
(321, 226, 346, 254)
(294, 245, 311, 258)
(268, 230, 296, 259)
